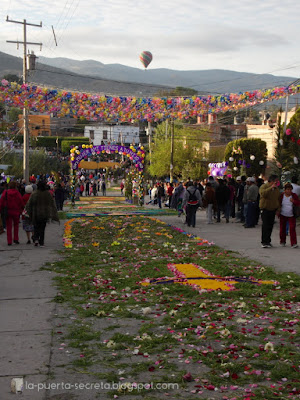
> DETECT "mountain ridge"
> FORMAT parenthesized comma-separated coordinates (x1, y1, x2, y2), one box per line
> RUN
(37, 56, 298, 94)
(0, 51, 172, 96)
(0, 51, 297, 96)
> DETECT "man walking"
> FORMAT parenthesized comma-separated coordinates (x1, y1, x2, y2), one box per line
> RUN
(244, 177, 258, 228)
(183, 181, 202, 227)
(259, 175, 280, 248)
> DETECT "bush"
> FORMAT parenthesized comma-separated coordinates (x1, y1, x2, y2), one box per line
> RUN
(2, 150, 70, 178)
(61, 138, 91, 153)
(32, 136, 90, 151)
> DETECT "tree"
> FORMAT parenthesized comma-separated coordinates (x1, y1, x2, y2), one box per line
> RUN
(2, 74, 22, 84)
(148, 120, 211, 180)
(224, 138, 267, 177)
(7, 107, 23, 123)
(281, 108, 300, 175)
(2, 151, 69, 178)
(155, 86, 198, 97)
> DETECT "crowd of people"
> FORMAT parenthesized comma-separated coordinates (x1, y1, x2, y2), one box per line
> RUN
(1, 170, 299, 249)
(0, 176, 63, 247)
(146, 174, 300, 248)
(74, 171, 117, 198)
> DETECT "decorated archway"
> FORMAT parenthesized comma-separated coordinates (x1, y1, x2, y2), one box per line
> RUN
(69, 144, 145, 205)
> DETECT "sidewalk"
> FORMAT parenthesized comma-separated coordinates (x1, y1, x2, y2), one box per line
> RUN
(0, 221, 64, 399)
(144, 200, 300, 275)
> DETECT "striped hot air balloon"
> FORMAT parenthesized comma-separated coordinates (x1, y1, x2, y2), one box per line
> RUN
(139, 51, 153, 69)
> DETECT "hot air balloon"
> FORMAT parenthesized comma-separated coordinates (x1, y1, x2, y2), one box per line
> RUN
(139, 51, 153, 69)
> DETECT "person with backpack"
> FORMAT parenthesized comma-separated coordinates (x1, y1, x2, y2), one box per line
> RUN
(183, 181, 202, 227)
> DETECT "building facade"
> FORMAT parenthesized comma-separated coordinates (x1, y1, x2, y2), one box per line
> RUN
(84, 124, 140, 146)
(194, 114, 247, 144)
(18, 114, 51, 137)
(247, 108, 297, 160)
(18, 114, 78, 137)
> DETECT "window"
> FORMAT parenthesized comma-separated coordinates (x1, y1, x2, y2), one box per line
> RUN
(89, 130, 94, 140)
(103, 130, 108, 140)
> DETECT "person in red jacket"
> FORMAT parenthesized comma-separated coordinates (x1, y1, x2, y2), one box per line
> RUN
(0, 181, 24, 245)
(277, 183, 300, 248)
(166, 182, 174, 208)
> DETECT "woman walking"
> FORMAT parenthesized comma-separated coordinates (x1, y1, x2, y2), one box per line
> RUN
(0, 181, 24, 245)
(203, 182, 217, 224)
(277, 182, 300, 248)
(25, 181, 59, 247)
(22, 185, 34, 244)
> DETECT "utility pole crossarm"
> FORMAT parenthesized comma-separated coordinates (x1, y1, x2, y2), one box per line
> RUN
(6, 16, 42, 27)
(6, 40, 42, 46)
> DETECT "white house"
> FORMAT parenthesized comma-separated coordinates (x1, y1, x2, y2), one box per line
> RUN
(84, 124, 140, 146)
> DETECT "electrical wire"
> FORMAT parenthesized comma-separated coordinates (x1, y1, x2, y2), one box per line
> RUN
(54, 0, 80, 50)
(33, 65, 173, 93)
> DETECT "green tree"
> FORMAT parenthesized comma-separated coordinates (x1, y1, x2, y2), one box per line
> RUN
(7, 107, 23, 123)
(148, 120, 210, 180)
(155, 86, 198, 97)
(2, 74, 22, 84)
(281, 108, 300, 176)
(208, 145, 226, 163)
(2, 151, 69, 178)
(224, 138, 267, 177)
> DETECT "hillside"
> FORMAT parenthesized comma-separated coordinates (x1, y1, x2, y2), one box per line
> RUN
(38, 55, 297, 94)
(0, 51, 172, 96)
(0, 51, 297, 96)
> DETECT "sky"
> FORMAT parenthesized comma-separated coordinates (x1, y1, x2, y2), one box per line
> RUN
(1, 0, 300, 78)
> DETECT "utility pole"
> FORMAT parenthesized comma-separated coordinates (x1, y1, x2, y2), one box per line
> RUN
(170, 119, 175, 183)
(283, 95, 289, 134)
(147, 121, 152, 165)
(6, 17, 42, 183)
(165, 119, 168, 139)
(120, 130, 124, 162)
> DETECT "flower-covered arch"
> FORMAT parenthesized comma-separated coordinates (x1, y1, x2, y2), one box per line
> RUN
(69, 144, 146, 205)
(70, 144, 145, 170)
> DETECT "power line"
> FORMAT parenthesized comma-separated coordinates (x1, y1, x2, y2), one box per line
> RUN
(33, 65, 173, 92)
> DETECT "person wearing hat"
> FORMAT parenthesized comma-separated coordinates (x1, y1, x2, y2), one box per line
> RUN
(259, 175, 280, 248)
(22, 185, 34, 244)
(244, 177, 259, 228)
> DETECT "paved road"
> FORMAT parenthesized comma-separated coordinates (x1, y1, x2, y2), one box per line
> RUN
(146, 203, 300, 275)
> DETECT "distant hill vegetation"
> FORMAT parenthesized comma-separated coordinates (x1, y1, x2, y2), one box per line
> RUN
(0, 51, 297, 96)
(38, 55, 296, 94)
(0, 51, 172, 96)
